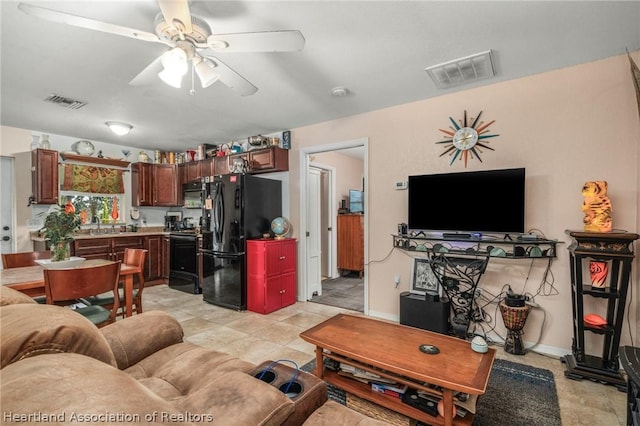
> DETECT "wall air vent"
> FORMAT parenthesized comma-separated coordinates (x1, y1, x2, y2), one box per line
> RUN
(43, 94, 87, 110)
(424, 50, 495, 89)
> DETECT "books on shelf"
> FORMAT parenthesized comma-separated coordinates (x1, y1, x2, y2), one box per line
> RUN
(339, 363, 396, 384)
(371, 382, 408, 398)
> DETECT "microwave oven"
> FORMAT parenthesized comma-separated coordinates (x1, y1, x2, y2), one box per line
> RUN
(183, 182, 203, 209)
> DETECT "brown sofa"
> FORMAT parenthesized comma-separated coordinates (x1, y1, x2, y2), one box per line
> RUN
(0, 286, 386, 425)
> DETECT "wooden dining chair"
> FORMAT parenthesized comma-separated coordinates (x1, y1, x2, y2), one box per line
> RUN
(2, 251, 50, 268)
(2, 251, 51, 304)
(44, 261, 121, 328)
(83, 248, 147, 316)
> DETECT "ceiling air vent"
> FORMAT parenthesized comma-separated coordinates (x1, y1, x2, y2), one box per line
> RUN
(424, 50, 495, 89)
(43, 94, 87, 110)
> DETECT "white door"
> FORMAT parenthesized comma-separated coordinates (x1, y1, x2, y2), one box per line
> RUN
(0, 156, 15, 258)
(306, 168, 322, 298)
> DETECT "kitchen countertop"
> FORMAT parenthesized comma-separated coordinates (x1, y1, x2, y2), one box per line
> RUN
(30, 227, 170, 242)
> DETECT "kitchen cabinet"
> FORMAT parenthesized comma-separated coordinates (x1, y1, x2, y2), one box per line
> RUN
(246, 146, 289, 173)
(200, 158, 214, 178)
(131, 163, 178, 207)
(145, 235, 163, 281)
(337, 214, 364, 277)
(214, 156, 229, 175)
(247, 238, 296, 314)
(30, 148, 58, 205)
(222, 147, 288, 175)
(73, 236, 145, 261)
(185, 161, 201, 182)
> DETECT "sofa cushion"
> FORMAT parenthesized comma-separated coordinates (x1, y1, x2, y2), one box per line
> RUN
(0, 285, 37, 306)
(177, 370, 295, 426)
(126, 342, 254, 396)
(101, 310, 185, 370)
(0, 353, 195, 425)
(0, 303, 116, 369)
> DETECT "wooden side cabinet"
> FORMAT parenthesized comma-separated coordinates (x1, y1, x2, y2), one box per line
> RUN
(247, 238, 297, 314)
(31, 148, 58, 205)
(337, 214, 364, 277)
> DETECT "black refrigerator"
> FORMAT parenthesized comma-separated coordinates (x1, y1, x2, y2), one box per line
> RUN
(200, 174, 282, 310)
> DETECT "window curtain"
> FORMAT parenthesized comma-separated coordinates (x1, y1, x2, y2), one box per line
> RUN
(62, 164, 124, 194)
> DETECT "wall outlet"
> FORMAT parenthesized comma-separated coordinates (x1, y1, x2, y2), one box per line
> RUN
(394, 274, 400, 285)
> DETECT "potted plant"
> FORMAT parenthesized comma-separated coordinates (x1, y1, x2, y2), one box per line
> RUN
(41, 205, 82, 261)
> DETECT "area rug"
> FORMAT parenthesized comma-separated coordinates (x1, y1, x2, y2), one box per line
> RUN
(301, 358, 561, 426)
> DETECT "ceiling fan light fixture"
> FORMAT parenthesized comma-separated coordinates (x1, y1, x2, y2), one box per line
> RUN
(105, 121, 133, 136)
(158, 68, 183, 88)
(194, 58, 220, 88)
(161, 47, 188, 75)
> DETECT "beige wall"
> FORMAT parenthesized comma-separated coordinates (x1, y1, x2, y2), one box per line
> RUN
(312, 150, 364, 208)
(289, 53, 640, 355)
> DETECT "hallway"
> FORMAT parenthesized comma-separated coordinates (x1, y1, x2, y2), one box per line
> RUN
(310, 272, 363, 312)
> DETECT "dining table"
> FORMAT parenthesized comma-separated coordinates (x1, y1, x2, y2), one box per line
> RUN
(0, 259, 140, 317)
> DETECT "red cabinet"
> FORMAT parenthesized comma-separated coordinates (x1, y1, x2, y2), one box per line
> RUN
(247, 238, 297, 314)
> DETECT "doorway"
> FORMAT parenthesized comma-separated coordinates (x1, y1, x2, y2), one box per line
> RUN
(299, 139, 368, 313)
(0, 156, 15, 258)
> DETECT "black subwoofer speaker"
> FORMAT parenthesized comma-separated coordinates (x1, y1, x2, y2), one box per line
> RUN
(400, 292, 450, 335)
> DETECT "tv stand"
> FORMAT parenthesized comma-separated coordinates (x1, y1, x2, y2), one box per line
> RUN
(392, 232, 559, 338)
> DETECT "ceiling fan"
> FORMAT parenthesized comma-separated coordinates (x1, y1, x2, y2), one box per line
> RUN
(18, 1, 305, 96)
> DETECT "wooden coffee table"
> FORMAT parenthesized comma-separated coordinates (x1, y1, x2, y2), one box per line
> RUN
(300, 313, 495, 426)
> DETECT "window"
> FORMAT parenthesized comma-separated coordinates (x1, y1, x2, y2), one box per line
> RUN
(60, 193, 123, 225)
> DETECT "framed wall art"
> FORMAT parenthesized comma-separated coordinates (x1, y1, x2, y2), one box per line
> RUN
(410, 258, 442, 297)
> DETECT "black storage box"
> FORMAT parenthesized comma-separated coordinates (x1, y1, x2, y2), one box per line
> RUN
(400, 291, 450, 335)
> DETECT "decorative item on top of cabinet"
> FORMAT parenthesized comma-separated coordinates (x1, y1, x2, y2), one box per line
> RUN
(337, 214, 364, 278)
(30, 148, 58, 205)
(247, 238, 297, 314)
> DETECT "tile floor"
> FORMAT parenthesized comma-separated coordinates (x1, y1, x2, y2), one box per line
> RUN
(143, 284, 627, 425)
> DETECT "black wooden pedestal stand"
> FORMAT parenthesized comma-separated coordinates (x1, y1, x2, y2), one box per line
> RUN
(562, 230, 638, 391)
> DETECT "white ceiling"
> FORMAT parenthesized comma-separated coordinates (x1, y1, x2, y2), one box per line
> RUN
(1, 1, 639, 152)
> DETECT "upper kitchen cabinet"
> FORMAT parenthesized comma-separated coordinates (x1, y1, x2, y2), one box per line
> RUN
(222, 146, 288, 175)
(31, 148, 58, 205)
(246, 146, 289, 174)
(131, 163, 178, 207)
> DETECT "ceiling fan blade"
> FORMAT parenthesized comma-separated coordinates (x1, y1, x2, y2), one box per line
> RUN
(128, 56, 164, 87)
(157, 0, 193, 34)
(201, 55, 258, 96)
(207, 30, 305, 52)
(18, 3, 166, 45)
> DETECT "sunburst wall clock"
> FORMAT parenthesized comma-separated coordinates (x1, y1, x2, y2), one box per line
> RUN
(435, 110, 499, 167)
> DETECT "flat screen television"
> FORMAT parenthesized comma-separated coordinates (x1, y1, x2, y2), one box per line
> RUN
(349, 189, 364, 213)
(408, 168, 525, 235)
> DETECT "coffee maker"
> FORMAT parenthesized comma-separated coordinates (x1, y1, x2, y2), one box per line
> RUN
(164, 212, 181, 231)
